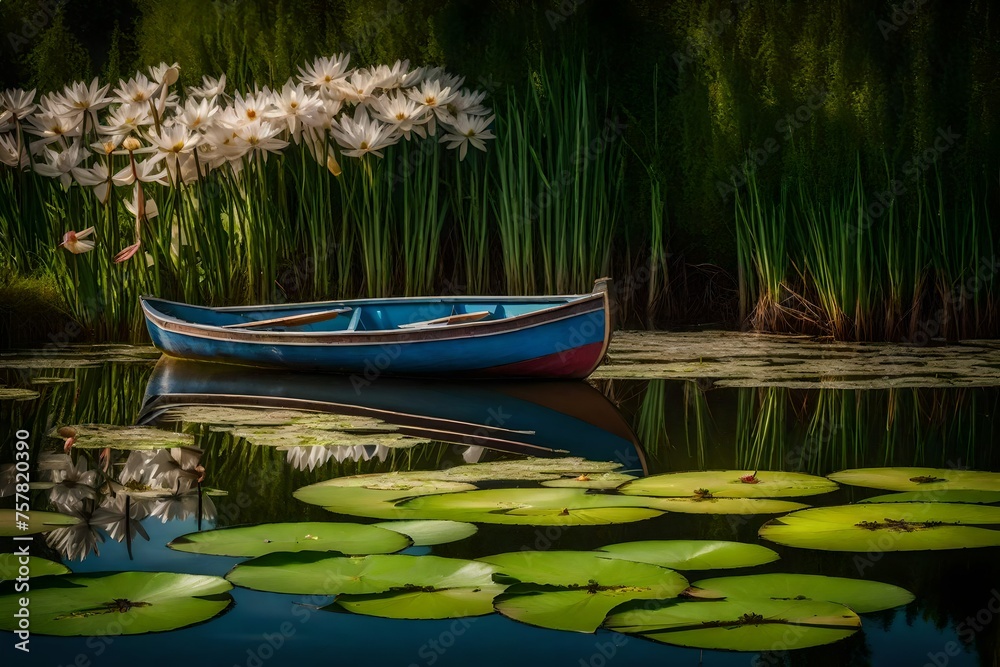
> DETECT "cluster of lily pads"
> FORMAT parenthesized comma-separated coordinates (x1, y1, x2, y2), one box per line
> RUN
(3, 445, 1000, 650)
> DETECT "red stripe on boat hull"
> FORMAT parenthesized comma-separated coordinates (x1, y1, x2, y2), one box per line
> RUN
(479, 342, 606, 379)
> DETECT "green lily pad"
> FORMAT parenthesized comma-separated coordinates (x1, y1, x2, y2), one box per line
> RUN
(167, 522, 412, 557)
(422, 458, 623, 483)
(687, 573, 914, 613)
(596, 540, 779, 570)
(759, 502, 1000, 551)
(642, 497, 809, 515)
(0, 571, 232, 636)
(481, 551, 689, 633)
(829, 467, 1000, 493)
(48, 424, 195, 450)
(862, 490, 1000, 505)
(226, 552, 497, 595)
(604, 598, 861, 651)
(0, 509, 80, 536)
(371, 520, 478, 546)
(0, 554, 71, 582)
(294, 474, 477, 519)
(327, 584, 508, 619)
(396, 488, 664, 526)
(619, 470, 837, 498)
(29, 377, 75, 385)
(0, 387, 40, 400)
(540, 472, 638, 489)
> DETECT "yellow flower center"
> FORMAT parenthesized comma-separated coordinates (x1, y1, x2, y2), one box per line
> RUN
(396, 112, 406, 120)
(172, 141, 185, 152)
(247, 109, 257, 120)
(425, 96, 436, 105)
(360, 141, 369, 150)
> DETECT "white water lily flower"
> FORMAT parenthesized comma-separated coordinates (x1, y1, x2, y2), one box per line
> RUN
(297, 53, 351, 96)
(283, 446, 337, 472)
(451, 89, 490, 116)
(24, 111, 81, 148)
(0, 134, 28, 168)
(113, 72, 160, 105)
(406, 79, 458, 134)
(100, 102, 152, 136)
(334, 69, 381, 106)
(148, 124, 202, 181)
(45, 504, 104, 561)
(175, 97, 219, 132)
(423, 66, 466, 92)
(34, 142, 87, 188)
(235, 119, 289, 156)
(149, 489, 216, 524)
(231, 89, 275, 126)
(149, 62, 180, 87)
(59, 226, 97, 254)
(199, 125, 248, 169)
(440, 113, 495, 160)
(0, 109, 11, 133)
(52, 78, 112, 126)
(188, 73, 227, 100)
(273, 80, 323, 140)
(113, 157, 168, 186)
(72, 162, 113, 204)
(1, 87, 37, 118)
(48, 456, 99, 506)
(332, 106, 399, 158)
(371, 91, 430, 140)
(92, 492, 150, 544)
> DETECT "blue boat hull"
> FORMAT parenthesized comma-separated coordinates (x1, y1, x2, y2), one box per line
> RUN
(140, 286, 612, 379)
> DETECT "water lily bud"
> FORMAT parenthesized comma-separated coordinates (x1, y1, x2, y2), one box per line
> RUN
(326, 151, 342, 177)
(123, 136, 142, 152)
(163, 66, 180, 86)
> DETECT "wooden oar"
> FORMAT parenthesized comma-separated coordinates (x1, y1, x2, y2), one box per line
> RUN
(222, 307, 352, 330)
(398, 310, 492, 329)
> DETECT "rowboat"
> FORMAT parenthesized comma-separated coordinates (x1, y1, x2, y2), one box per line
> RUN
(137, 357, 646, 470)
(140, 278, 613, 379)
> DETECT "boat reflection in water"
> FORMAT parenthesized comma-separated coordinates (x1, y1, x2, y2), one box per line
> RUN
(138, 357, 646, 473)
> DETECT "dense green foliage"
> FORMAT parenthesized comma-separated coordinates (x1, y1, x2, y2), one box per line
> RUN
(2, 0, 998, 339)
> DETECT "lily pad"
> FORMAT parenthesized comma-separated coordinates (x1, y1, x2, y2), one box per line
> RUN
(641, 497, 809, 515)
(759, 502, 1000, 551)
(327, 584, 508, 619)
(604, 598, 861, 651)
(0, 554, 71, 582)
(0, 387, 40, 400)
(829, 467, 1000, 493)
(294, 474, 477, 519)
(596, 540, 779, 570)
(619, 470, 837, 499)
(0, 509, 80, 536)
(48, 424, 194, 450)
(396, 488, 664, 526)
(371, 520, 478, 546)
(481, 551, 689, 633)
(226, 552, 496, 595)
(541, 472, 638, 489)
(167, 522, 412, 557)
(687, 573, 914, 613)
(862, 490, 1000, 505)
(421, 458, 623, 483)
(0, 571, 232, 636)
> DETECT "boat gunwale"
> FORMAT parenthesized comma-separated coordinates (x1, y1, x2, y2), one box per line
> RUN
(140, 292, 607, 346)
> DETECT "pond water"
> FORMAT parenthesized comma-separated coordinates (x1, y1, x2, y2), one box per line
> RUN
(1, 342, 999, 667)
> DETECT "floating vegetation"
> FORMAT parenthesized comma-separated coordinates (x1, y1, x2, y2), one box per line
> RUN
(0, 509, 80, 536)
(641, 497, 809, 515)
(0, 554, 70, 582)
(0, 387, 39, 401)
(759, 503, 1000, 551)
(604, 598, 861, 651)
(540, 472, 638, 489)
(167, 521, 412, 557)
(862, 490, 1000, 505)
(0, 347, 161, 370)
(482, 551, 688, 633)
(686, 573, 914, 613)
(48, 424, 194, 450)
(828, 467, 1000, 492)
(370, 520, 478, 547)
(420, 458, 624, 483)
(395, 488, 664, 526)
(619, 470, 838, 498)
(226, 552, 496, 596)
(327, 584, 509, 620)
(0, 572, 232, 636)
(595, 540, 779, 570)
(294, 474, 478, 520)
